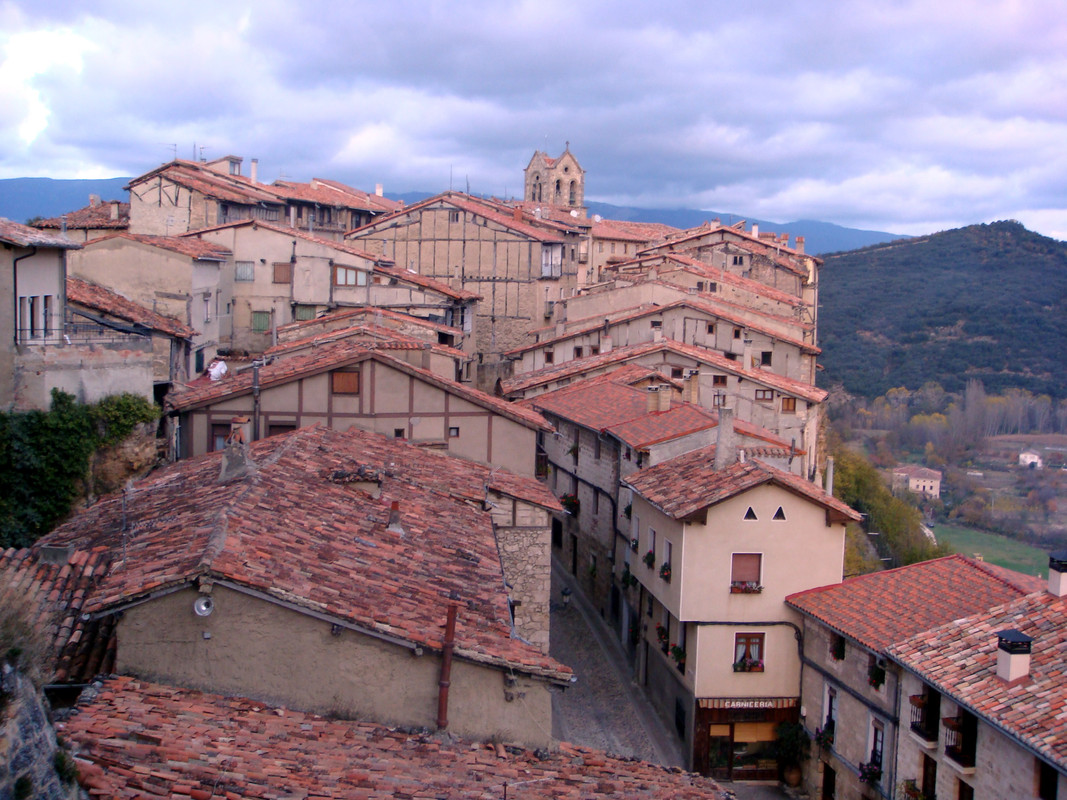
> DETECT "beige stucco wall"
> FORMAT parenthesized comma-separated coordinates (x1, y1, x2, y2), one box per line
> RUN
(128, 175, 216, 234)
(14, 341, 153, 410)
(116, 586, 555, 747)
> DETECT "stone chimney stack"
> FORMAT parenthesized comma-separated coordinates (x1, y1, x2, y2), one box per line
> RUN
(795, 235, 805, 254)
(996, 629, 1033, 682)
(646, 385, 660, 413)
(1047, 551, 1067, 597)
(110, 201, 121, 220)
(685, 370, 699, 404)
(714, 407, 736, 471)
(218, 416, 255, 483)
(657, 385, 671, 412)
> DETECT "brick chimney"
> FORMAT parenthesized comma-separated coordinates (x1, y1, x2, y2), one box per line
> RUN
(795, 235, 805, 255)
(714, 407, 736, 471)
(1047, 550, 1067, 597)
(387, 500, 405, 536)
(996, 629, 1033, 682)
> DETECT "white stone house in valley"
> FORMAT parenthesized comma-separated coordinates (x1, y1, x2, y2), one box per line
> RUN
(34, 426, 568, 744)
(621, 442, 860, 777)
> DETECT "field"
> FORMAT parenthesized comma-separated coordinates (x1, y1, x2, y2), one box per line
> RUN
(933, 524, 1049, 578)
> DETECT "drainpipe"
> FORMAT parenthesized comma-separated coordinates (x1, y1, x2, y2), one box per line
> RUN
(251, 360, 262, 441)
(12, 246, 37, 346)
(437, 603, 459, 730)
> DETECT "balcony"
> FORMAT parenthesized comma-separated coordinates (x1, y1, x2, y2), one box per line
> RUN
(909, 693, 939, 744)
(943, 713, 977, 770)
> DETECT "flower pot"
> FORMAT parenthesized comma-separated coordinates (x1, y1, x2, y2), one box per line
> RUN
(783, 764, 802, 787)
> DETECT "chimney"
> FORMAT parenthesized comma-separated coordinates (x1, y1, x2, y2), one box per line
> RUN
(110, 201, 121, 220)
(825, 456, 835, 496)
(652, 325, 663, 342)
(996, 629, 1033, 682)
(387, 500, 405, 536)
(795, 235, 805, 255)
(714, 407, 737, 471)
(685, 370, 699, 404)
(218, 416, 255, 483)
(513, 206, 523, 222)
(250, 158, 259, 184)
(375, 183, 384, 197)
(89, 194, 100, 206)
(750, 223, 758, 238)
(657, 385, 671, 412)
(646, 385, 660, 413)
(1048, 550, 1067, 597)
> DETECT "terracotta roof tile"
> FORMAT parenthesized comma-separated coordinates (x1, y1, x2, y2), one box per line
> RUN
(86, 232, 231, 261)
(67, 277, 196, 339)
(787, 555, 1044, 652)
(34, 201, 130, 231)
(271, 178, 400, 214)
(625, 448, 859, 523)
(166, 341, 548, 431)
(0, 546, 116, 683)
(39, 426, 565, 679)
(0, 218, 81, 249)
(887, 588, 1067, 769)
(62, 676, 723, 798)
(275, 305, 463, 340)
(266, 321, 466, 360)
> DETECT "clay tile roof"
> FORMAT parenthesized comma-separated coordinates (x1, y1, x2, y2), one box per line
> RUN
(892, 464, 943, 480)
(787, 554, 1044, 653)
(607, 403, 722, 449)
(63, 675, 723, 799)
(128, 160, 282, 206)
(625, 448, 860, 523)
(0, 218, 81, 249)
(501, 339, 827, 403)
(267, 321, 466, 361)
(887, 589, 1067, 769)
(66, 277, 196, 339)
(0, 546, 116, 683)
(34, 200, 130, 231)
(39, 426, 567, 680)
(270, 178, 400, 214)
(87, 232, 231, 260)
(275, 305, 462, 339)
(165, 342, 548, 431)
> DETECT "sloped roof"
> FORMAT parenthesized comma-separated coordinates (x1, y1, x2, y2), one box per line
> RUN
(0, 218, 81, 249)
(639, 222, 818, 275)
(85, 232, 231, 261)
(127, 159, 282, 205)
(888, 588, 1067, 769)
(501, 338, 827, 403)
(64, 675, 722, 799)
(275, 305, 463, 340)
(38, 426, 567, 681)
(67, 277, 196, 339)
(625, 448, 860, 523)
(271, 177, 400, 214)
(892, 464, 943, 480)
(787, 554, 1044, 652)
(267, 321, 466, 361)
(0, 546, 116, 683)
(165, 340, 549, 431)
(34, 200, 130, 231)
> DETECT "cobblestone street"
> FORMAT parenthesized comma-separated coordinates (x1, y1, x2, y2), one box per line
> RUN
(548, 563, 791, 800)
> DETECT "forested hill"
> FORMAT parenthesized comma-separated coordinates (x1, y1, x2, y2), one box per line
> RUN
(818, 221, 1067, 399)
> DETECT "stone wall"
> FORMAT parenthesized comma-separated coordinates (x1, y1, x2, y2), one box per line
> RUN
(492, 497, 552, 654)
(0, 666, 80, 800)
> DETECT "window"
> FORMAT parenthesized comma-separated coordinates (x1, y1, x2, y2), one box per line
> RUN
(394, 428, 406, 439)
(732, 255, 744, 265)
(210, 423, 230, 453)
(203, 294, 211, 323)
(449, 210, 460, 223)
(824, 685, 838, 730)
(707, 322, 715, 335)
(650, 319, 662, 329)
(610, 242, 616, 254)
(573, 346, 584, 359)
(733, 327, 742, 339)
(712, 375, 727, 386)
(782, 397, 797, 413)
(744, 507, 758, 520)
(593, 437, 601, 460)
(959, 780, 975, 800)
(334, 265, 366, 286)
(755, 389, 774, 403)
(294, 304, 316, 321)
(773, 506, 786, 520)
(273, 261, 292, 283)
(598, 241, 604, 253)
(624, 447, 632, 461)
(544, 349, 554, 364)
(731, 553, 762, 592)
(760, 351, 772, 366)
(664, 540, 672, 570)
(713, 394, 726, 407)
(869, 718, 885, 768)
(1038, 760, 1058, 800)
(331, 370, 360, 395)
(648, 528, 657, 561)
(734, 633, 764, 671)
(235, 261, 255, 281)
(448, 426, 460, 438)
(696, 281, 705, 291)
(267, 423, 296, 437)
(251, 311, 271, 333)
(671, 367, 683, 379)
(944, 708, 978, 768)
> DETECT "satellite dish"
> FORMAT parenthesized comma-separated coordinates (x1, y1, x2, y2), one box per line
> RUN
(570, 209, 579, 217)
(193, 596, 215, 617)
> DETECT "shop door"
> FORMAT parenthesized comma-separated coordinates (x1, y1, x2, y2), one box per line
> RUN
(707, 724, 732, 781)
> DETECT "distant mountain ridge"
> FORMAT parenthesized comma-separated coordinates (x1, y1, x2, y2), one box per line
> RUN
(1, 178, 903, 255)
(817, 221, 1067, 399)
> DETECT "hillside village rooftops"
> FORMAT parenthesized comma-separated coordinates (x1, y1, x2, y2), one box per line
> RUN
(888, 588, 1067, 769)
(275, 305, 463, 339)
(34, 199, 130, 231)
(166, 340, 549, 431)
(786, 554, 1044, 653)
(590, 217, 680, 243)
(639, 221, 819, 275)
(500, 338, 828, 403)
(265, 321, 467, 361)
(67, 277, 197, 339)
(84, 231, 231, 261)
(37, 425, 568, 681)
(625, 447, 859, 522)
(127, 159, 283, 205)
(270, 177, 400, 214)
(64, 675, 722, 799)
(0, 217, 82, 249)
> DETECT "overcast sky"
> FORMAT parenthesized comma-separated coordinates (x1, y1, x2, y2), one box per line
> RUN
(1, 1, 1065, 238)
